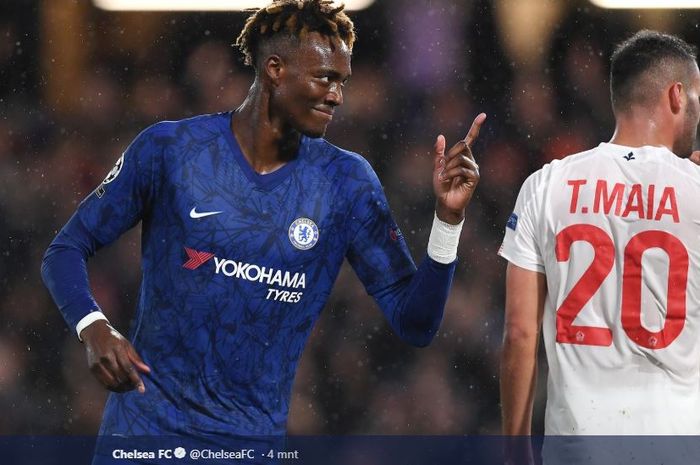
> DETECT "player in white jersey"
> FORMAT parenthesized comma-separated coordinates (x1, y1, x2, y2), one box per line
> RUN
(499, 30, 700, 464)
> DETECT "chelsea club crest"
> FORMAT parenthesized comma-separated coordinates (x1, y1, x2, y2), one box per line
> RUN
(288, 217, 319, 250)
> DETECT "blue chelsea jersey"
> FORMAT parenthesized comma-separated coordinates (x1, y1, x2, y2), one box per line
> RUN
(76, 112, 416, 436)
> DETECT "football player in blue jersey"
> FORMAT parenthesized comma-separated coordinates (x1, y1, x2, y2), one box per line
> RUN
(41, 0, 485, 461)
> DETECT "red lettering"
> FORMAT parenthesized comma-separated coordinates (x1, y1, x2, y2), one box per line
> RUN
(655, 187, 680, 223)
(622, 184, 644, 219)
(646, 185, 655, 220)
(588, 180, 679, 222)
(567, 180, 587, 213)
(593, 180, 624, 215)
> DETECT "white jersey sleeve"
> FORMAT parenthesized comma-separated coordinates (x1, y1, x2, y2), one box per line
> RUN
(498, 170, 545, 273)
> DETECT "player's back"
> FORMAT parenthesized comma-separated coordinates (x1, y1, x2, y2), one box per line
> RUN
(516, 142, 700, 434)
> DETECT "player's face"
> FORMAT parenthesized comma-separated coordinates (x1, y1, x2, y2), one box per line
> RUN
(677, 64, 700, 157)
(274, 33, 351, 138)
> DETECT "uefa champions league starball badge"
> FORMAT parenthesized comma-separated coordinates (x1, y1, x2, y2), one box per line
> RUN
(95, 153, 125, 198)
(288, 217, 319, 250)
(103, 153, 125, 184)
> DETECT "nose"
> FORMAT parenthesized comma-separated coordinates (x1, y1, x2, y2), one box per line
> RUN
(326, 82, 343, 107)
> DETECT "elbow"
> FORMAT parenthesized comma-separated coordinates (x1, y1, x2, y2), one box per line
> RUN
(400, 320, 441, 348)
(408, 333, 435, 348)
(396, 305, 445, 348)
(502, 322, 540, 347)
(403, 332, 435, 348)
(40, 241, 70, 288)
(40, 247, 52, 287)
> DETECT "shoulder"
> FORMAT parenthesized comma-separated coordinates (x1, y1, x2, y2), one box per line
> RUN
(546, 146, 600, 174)
(305, 137, 379, 185)
(657, 150, 700, 186)
(117, 114, 225, 175)
(135, 112, 227, 146)
(523, 146, 600, 190)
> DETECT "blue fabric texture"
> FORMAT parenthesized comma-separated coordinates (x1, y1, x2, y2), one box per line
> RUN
(41, 112, 456, 437)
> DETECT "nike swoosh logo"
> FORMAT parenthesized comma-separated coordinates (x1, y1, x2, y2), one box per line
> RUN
(190, 207, 223, 219)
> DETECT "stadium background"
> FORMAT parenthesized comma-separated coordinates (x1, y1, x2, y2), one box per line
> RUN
(1, 0, 698, 435)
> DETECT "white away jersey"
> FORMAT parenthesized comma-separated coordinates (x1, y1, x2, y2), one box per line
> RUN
(499, 142, 700, 434)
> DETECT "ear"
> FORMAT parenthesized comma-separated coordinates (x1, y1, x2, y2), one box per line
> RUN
(263, 55, 284, 86)
(669, 82, 684, 114)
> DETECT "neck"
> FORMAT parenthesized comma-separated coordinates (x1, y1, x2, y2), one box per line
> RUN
(231, 81, 300, 174)
(609, 107, 675, 151)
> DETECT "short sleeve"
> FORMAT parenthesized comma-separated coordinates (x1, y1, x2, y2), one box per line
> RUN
(345, 158, 417, 295)
(498, 170, 545, 273)
(76, 124, 164, 247)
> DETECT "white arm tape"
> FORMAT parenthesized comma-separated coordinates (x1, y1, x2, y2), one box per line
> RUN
(427, 212, 464, 264)
(76, 311, 109, 342)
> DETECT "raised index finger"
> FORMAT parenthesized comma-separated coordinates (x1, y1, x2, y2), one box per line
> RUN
(464, 113, 487, 147)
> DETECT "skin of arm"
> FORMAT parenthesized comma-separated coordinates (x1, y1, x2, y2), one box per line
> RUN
(500, 262, 546, 464)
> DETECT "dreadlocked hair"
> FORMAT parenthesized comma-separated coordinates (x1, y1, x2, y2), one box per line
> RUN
(235, 0, 355, 67)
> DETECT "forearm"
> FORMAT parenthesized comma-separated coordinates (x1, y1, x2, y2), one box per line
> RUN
(374, 255, 456, 347)
(500, 330, 539, 435)
(41, 214, 104, 337)
(372, 213, 461, 345)
(501, 263, 546, 435)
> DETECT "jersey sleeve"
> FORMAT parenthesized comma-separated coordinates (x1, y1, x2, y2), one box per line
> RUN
(41, 124, 165, 335)
(344, 157, 456, 347)
(498, 170, 545, 273)
(345, 158, 417, 295)
(76, 123, 164, 246)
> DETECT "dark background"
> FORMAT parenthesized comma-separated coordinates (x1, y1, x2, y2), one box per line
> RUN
(1, 0, 699, 436)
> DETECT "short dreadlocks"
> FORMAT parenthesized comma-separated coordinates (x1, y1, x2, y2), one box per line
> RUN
(235, 0, 355, 68)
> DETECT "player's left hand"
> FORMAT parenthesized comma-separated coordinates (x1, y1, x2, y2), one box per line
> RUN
(432, 113, 486, 224)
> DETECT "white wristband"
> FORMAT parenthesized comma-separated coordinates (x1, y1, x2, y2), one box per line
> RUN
(76, 311, 109, 342)
(427, 212, 464, 264)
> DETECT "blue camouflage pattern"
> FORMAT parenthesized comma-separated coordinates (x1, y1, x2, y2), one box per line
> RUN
(73, 112, 416, 437)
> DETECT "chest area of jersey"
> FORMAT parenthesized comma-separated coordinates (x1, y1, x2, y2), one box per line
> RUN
(164, 153, 345, 301)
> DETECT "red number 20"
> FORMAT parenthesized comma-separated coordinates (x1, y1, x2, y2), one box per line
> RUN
(555, 224, 689, 349)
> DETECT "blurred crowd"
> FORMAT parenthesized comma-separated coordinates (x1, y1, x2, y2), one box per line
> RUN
(1, 0, 699, 436)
